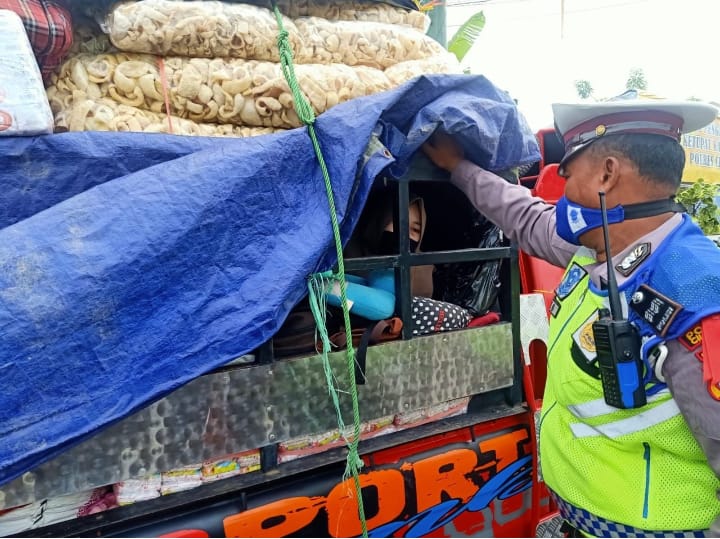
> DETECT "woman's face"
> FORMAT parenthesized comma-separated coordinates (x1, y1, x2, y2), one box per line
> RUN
(408, 203, 423, 243)
(383, 202, 423, 243)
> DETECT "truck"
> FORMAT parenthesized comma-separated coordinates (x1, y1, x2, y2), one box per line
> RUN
(0, 3, 568, 537)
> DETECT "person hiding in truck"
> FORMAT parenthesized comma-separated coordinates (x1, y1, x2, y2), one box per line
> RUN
(333, 190, 472, 336)
(273, 190, 484, 358)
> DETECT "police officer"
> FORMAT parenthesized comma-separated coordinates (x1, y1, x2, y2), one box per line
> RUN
(423, 100, 720, 536)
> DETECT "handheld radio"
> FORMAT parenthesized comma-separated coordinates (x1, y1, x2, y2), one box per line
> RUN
(592, 192, 647, 409)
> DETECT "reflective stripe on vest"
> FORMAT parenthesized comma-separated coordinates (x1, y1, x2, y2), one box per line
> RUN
(567, 391, 669, 420)
(569, 399, 681, 439)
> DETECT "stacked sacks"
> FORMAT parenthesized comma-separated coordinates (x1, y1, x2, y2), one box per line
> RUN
(68, 0, 429, 30)
(107, 1, 305, 60)
(104, 0, 439, 63)
(51, 96, 280, 136)
(47, 0, 461, 137)
(272, 0, 428, 30)
(48, 53, 447, 129)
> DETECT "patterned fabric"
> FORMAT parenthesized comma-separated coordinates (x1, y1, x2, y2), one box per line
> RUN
(410, 296, 471, 336)
(0, 0, 73, 79)
(551, 492, 708, 538)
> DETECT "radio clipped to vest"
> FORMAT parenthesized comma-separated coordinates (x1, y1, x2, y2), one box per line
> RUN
(592, 192, 647, 409)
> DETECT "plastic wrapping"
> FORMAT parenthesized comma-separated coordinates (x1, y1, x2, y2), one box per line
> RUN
(107, 1, 303, 61)
(160, 465, 202, 495)
(201, 450, 260, 482)
(72, 0, 424, 22)
(393, 397, 470, 427)
(436, 222, 505, 317)
(105, 0, 439, 64)
(68, 15, 115, 55)
(48, 53, 460, 129)
(0, 487, 115, 536)
(49, 93, 282, 137)
(274, 0, 428, 29)
(292, 17, 444, 68)
(0, 10, 54, 136)
(113, 475, 161, 505)
(278, 416, 396, 464)
(384, 53, 461, 85)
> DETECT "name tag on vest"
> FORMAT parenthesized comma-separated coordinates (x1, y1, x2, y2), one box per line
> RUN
(629, 284, 683, 336)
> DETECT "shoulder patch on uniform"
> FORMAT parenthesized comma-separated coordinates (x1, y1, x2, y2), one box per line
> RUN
(679, 324, 702, 351)
(700, 315, 720, 399)
(556, 262, 588, 300)
(572, 310, 599, 362)
(615, 242, 651, 277)
(629, 284, 683, 336)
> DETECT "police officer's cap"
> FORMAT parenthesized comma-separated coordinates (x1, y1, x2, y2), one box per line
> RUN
(552, 99, 718, 174)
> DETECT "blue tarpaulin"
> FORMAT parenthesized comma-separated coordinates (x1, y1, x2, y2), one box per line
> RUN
(0, 74, 539, 486)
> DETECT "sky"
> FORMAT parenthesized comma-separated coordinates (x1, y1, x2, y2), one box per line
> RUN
(446, 0, 720, 131)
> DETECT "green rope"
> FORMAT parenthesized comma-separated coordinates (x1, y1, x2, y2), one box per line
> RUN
(307, 274, 348, 434)
(272, 6, 368, 536)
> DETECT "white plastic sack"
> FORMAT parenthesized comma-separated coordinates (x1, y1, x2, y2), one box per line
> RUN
(0, 10, 54, 136)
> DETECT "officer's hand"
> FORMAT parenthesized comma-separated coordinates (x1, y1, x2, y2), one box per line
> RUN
(422, 133, 464, 173)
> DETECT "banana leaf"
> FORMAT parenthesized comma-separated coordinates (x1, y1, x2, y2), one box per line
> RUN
(448, 11, 485, 62)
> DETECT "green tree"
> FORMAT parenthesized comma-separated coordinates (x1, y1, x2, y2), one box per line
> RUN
(676, 179, 720, 235)
(574, 79, 594, 100)
(626, 68, 647, 91)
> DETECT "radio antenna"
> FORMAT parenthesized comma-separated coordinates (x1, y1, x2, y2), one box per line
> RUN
(599, 191, 623, 321)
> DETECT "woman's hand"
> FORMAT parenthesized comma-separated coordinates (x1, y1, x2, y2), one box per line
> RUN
(422, 133, 464, 173)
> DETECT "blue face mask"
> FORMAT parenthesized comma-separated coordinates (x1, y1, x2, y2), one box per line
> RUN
(555, 195, 625, 245)
(555, 195, 686, 245)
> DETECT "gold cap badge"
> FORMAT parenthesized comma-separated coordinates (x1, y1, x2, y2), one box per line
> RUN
(595, 124, 607, 137)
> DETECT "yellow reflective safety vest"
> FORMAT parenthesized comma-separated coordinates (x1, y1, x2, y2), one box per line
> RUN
(539, 247, 719, 536)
